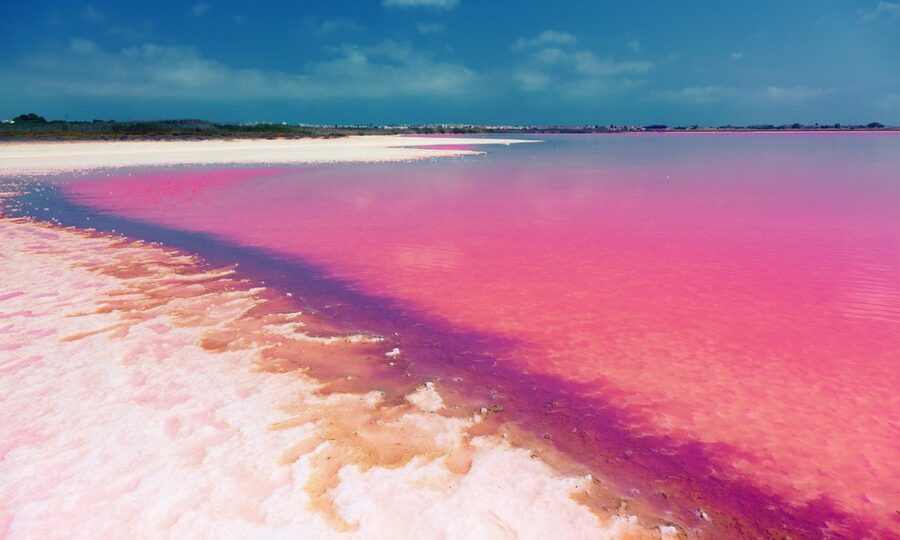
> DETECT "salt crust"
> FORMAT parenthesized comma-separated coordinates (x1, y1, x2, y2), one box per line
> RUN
(0, 216, 673, 539)
(0, 136, 534, 176)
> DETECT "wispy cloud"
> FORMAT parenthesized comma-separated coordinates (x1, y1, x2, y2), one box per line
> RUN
(78, 5, 151, 40)
(730, 51, 744, 61)
(561, 77, 646, 98)
(511, 31, 653, 96)
(513, 70, 552, 92)
(571, 51, 654, 77)
(654, 85, 832, 105)
(653, 85, 735, 104)
(5, 39, 478, 101)
(305, 17, 362, 35)
(525, 46, 653, 76)
(383, 0, 459, 10)
(416, 22, 446, 34)
(762, 85, 832, 102)
(68, 38, 100, 55)
(627, 39, 641, 53)
(861, 1, 900, 20)
(80, 5, 104, 23)
(192, 2, 210, 16)
(511, 30, 577, 51)
(663, 52, 682, 64)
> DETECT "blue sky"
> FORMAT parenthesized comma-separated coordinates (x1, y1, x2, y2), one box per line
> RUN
(1, 0, 898, 125)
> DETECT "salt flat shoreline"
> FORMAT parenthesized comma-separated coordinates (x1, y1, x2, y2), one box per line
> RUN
(0, 214, 669, 539)
(0, 140, 678, 539)
(0, 135, 534, 175)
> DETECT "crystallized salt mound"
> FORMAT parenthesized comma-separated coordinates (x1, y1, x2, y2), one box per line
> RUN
(0, 216, 671, 539)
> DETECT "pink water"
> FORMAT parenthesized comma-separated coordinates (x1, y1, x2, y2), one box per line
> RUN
(51, 134, 900, 536)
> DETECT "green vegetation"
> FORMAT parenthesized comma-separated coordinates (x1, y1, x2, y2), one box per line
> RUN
(0, 116, 518, 140)
(0, 116, 351, 140)
(0, 114, 894, 140)
(13, 113, 48, 124)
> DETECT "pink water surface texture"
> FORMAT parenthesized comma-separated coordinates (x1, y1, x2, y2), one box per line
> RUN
(60, 133, 900, 536)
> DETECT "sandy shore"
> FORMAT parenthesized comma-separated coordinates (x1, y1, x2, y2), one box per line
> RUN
(0, 136, 532, 175)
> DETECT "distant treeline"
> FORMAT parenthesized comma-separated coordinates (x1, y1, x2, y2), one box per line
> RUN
(1, 114, 347, 140)
(0, 113, 893, 140)
(517, 122, 889, 133)
(641, 122, 887, 131)
(0, 113, 498, 140)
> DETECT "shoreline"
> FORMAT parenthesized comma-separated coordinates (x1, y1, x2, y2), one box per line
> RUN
(0, 138, 678, 538)
(4, 137, 890, 537)
(0, 136, 534, 176)
(0, 197, 673, 538)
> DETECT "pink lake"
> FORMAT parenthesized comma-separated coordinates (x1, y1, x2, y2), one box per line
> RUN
(33, 133, 900, 536)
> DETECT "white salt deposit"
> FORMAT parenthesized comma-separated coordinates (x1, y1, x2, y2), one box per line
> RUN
(0, 216, 672, 539)
(0, 136, 535, 176)
(405, 382, 444, 413)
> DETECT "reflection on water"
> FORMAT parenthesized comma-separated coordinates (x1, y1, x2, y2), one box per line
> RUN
(31, 133, 900, 535)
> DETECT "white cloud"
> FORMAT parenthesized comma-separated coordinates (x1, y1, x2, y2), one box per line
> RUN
(511, 32, 654, 96)
(730, 51, 744, 61)
(7, 39, 478, 101)
(68, 38, 100, 55)
(762, 86, 831, 102)
(861, 1, 900, 20)
(627, 39, 641, 53)
(877, 1, 900, 16)
(383, 0, 458, 9)
(511, 30, 577, 51)
(192, 2, 210, 16)
(534, 47, 566, 63)
(571, 51, 654, 77)
(513, 70, 552, 92)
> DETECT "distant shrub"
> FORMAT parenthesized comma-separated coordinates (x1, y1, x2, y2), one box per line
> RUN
(13, 113, 47, 124)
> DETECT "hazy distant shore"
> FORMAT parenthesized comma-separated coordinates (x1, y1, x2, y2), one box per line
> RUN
(0, 136, 532, 175)
(1, 114, 896, 143)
